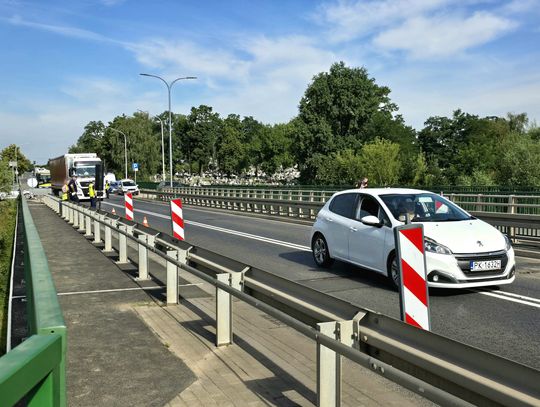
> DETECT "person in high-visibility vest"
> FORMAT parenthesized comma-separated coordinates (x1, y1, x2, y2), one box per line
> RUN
(105, 180, 110, 199)
(89, 181, 96, 208)
(61, 181, 69, 201)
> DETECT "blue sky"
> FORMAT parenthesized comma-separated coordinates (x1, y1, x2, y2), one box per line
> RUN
(1, 0, 540, 163)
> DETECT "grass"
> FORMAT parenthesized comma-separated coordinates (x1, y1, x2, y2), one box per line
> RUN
(0, 200, 17, 355)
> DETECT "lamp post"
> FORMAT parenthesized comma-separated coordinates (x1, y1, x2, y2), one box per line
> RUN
(139, 73, 196, 187)
(109, 128, 128, 179)
(138, 109, 166, 182)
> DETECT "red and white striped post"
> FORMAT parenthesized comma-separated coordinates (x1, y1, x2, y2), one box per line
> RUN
(394, 224, 431, 331)
(170, 198, 185, 240)
(124, 193, 133, 221)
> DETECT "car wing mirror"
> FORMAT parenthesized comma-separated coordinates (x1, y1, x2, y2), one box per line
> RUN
(361, 215, 382, 227)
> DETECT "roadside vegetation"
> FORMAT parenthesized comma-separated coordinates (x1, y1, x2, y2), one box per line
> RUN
(68, 61, 540, 188)
(0, 200, 17, 355)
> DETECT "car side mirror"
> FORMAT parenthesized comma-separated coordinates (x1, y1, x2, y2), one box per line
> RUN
(361, 215, 382, 227)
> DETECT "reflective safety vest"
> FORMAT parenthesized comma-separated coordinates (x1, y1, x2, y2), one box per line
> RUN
(105, 181, 110, 190)
(89, 183, 96, 198)
(62, 191, 68, 200)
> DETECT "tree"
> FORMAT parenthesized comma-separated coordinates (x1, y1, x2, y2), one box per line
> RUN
(69, 121, 106, 155)
(218, 114, 246, 176)
(360, 138, 400, 186)
(314, 149, 363, 185)
(0, 161, 11, 192)
(495, 134, 540, 187)
(295, 61, 397, 181)
(0, 145, 32, 174)
(187, 105, 221, 174)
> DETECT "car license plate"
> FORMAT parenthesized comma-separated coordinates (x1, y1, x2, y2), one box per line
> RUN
(470, 260, 501, 271)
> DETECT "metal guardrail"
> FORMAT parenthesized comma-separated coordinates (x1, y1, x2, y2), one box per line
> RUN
(42, 195, 540, 406)
(0, 195, 67, 406)
(140, 188, 540, 244)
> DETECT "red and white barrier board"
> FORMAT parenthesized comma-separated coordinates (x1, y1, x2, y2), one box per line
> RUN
(394, 224, 430, 331)
(125, 193, 133, 221)
(170, 198, 185, 240)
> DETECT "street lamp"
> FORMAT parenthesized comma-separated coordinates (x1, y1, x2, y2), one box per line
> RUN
(138, 109, 166, 182)
(139, 73, 196, 187)
(109, 127, 128, 179)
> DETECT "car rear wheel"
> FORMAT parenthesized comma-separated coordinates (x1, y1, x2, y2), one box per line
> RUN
(387, 253, 400, 289)
(312, 234, 334, 268)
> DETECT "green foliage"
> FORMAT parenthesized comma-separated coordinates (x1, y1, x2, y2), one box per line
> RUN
(295, 62, 398, 182)
(0, 200, 16, 355)
(494, 134, 540, 187)
(0, 161, 12, 192)
(360, 138, 401, 186)
(314, 149, 363, 185)
(0, 145, 32, 175)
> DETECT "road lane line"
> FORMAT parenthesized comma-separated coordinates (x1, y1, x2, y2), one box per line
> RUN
(102, 201, 311, 252)
(473, 289, 540, 304)
(472, 291, 540, 309)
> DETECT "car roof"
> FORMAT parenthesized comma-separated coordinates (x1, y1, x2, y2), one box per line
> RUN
(334, 187, 432, 197)
(120, 179, 135, 182)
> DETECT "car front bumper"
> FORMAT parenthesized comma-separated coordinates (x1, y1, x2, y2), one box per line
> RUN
(425, 248, 516, 288)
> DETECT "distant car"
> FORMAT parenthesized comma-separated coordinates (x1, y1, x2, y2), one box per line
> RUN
(117, 179, 139, 195)
(108, 181, 120, 195)
(311, 188, 516, 289)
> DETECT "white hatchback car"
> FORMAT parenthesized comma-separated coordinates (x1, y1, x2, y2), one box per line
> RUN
(311, 188, 516, 288)
(118, 179, 140, 195)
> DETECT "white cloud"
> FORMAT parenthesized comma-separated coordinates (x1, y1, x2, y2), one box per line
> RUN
(5, 14, 121, 44)
(374, 12, 516, 58)
(316, 0, 451, 43)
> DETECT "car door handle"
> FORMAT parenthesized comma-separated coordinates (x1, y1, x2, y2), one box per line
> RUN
(325, 217, 333, 222)
(349, 227, 357, 232)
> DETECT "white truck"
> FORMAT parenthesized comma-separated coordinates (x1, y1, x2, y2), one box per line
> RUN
(48, 153, 104, 200)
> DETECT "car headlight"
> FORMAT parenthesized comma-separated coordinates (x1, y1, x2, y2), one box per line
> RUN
(504, 234, 512, 251)
(424, 237, 452, 255)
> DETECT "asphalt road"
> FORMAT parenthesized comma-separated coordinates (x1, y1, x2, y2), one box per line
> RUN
(100, 194, 540, 370)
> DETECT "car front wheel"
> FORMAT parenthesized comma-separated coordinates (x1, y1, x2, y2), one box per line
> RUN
(312, 234, 334, 268)
(387, 253, 400, 289)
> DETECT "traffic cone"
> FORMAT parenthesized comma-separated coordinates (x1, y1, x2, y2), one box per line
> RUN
(143, 216, 149, 227)
(112, 208, 116, 215)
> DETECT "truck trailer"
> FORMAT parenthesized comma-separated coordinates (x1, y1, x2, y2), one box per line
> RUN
(48, 153, 104, 200)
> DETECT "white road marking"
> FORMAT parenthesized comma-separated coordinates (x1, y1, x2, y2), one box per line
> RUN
(12, 283, 202, 299)
(102, 201, 540, 309)
(471, 290, 540, 309)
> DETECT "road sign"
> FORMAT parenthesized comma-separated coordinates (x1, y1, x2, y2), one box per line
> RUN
(132, 163, 139, 171)
(394, 224, 430, 331)
(8, 161, 17, 167)
(170, 198, 184, 240)
(125, 193, 133, 221)
(27, 178, 38, 188)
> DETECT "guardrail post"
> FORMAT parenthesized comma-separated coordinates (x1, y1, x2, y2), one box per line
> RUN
(166, 250, 179, 304)
(85, 211, 92, 237)
(93, 214, 102, 244)
(317, 321, 340, 407)
(72, 207, 79, 228)
(137, 234, 150, 281)
(216, 273, 234, 347)
(117, 225, 129, 264)
(78, 210, 85, 232)
(508, 195, 516, 240)
(103, 219, 113, 252)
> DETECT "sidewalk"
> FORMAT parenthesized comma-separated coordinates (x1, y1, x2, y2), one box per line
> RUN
(28, 200, 433, 406)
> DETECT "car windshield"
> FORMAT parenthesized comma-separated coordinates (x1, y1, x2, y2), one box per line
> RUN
(380, 193, 472, 222)
(123, 181, 136, 187)
(73, 165, 96, 177)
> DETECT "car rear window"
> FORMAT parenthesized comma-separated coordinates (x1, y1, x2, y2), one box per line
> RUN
(123, 181, 136, 186)
(329, 193, 357, 218)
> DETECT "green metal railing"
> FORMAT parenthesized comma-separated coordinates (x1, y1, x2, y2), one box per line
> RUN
(0, 195, 66, 406)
